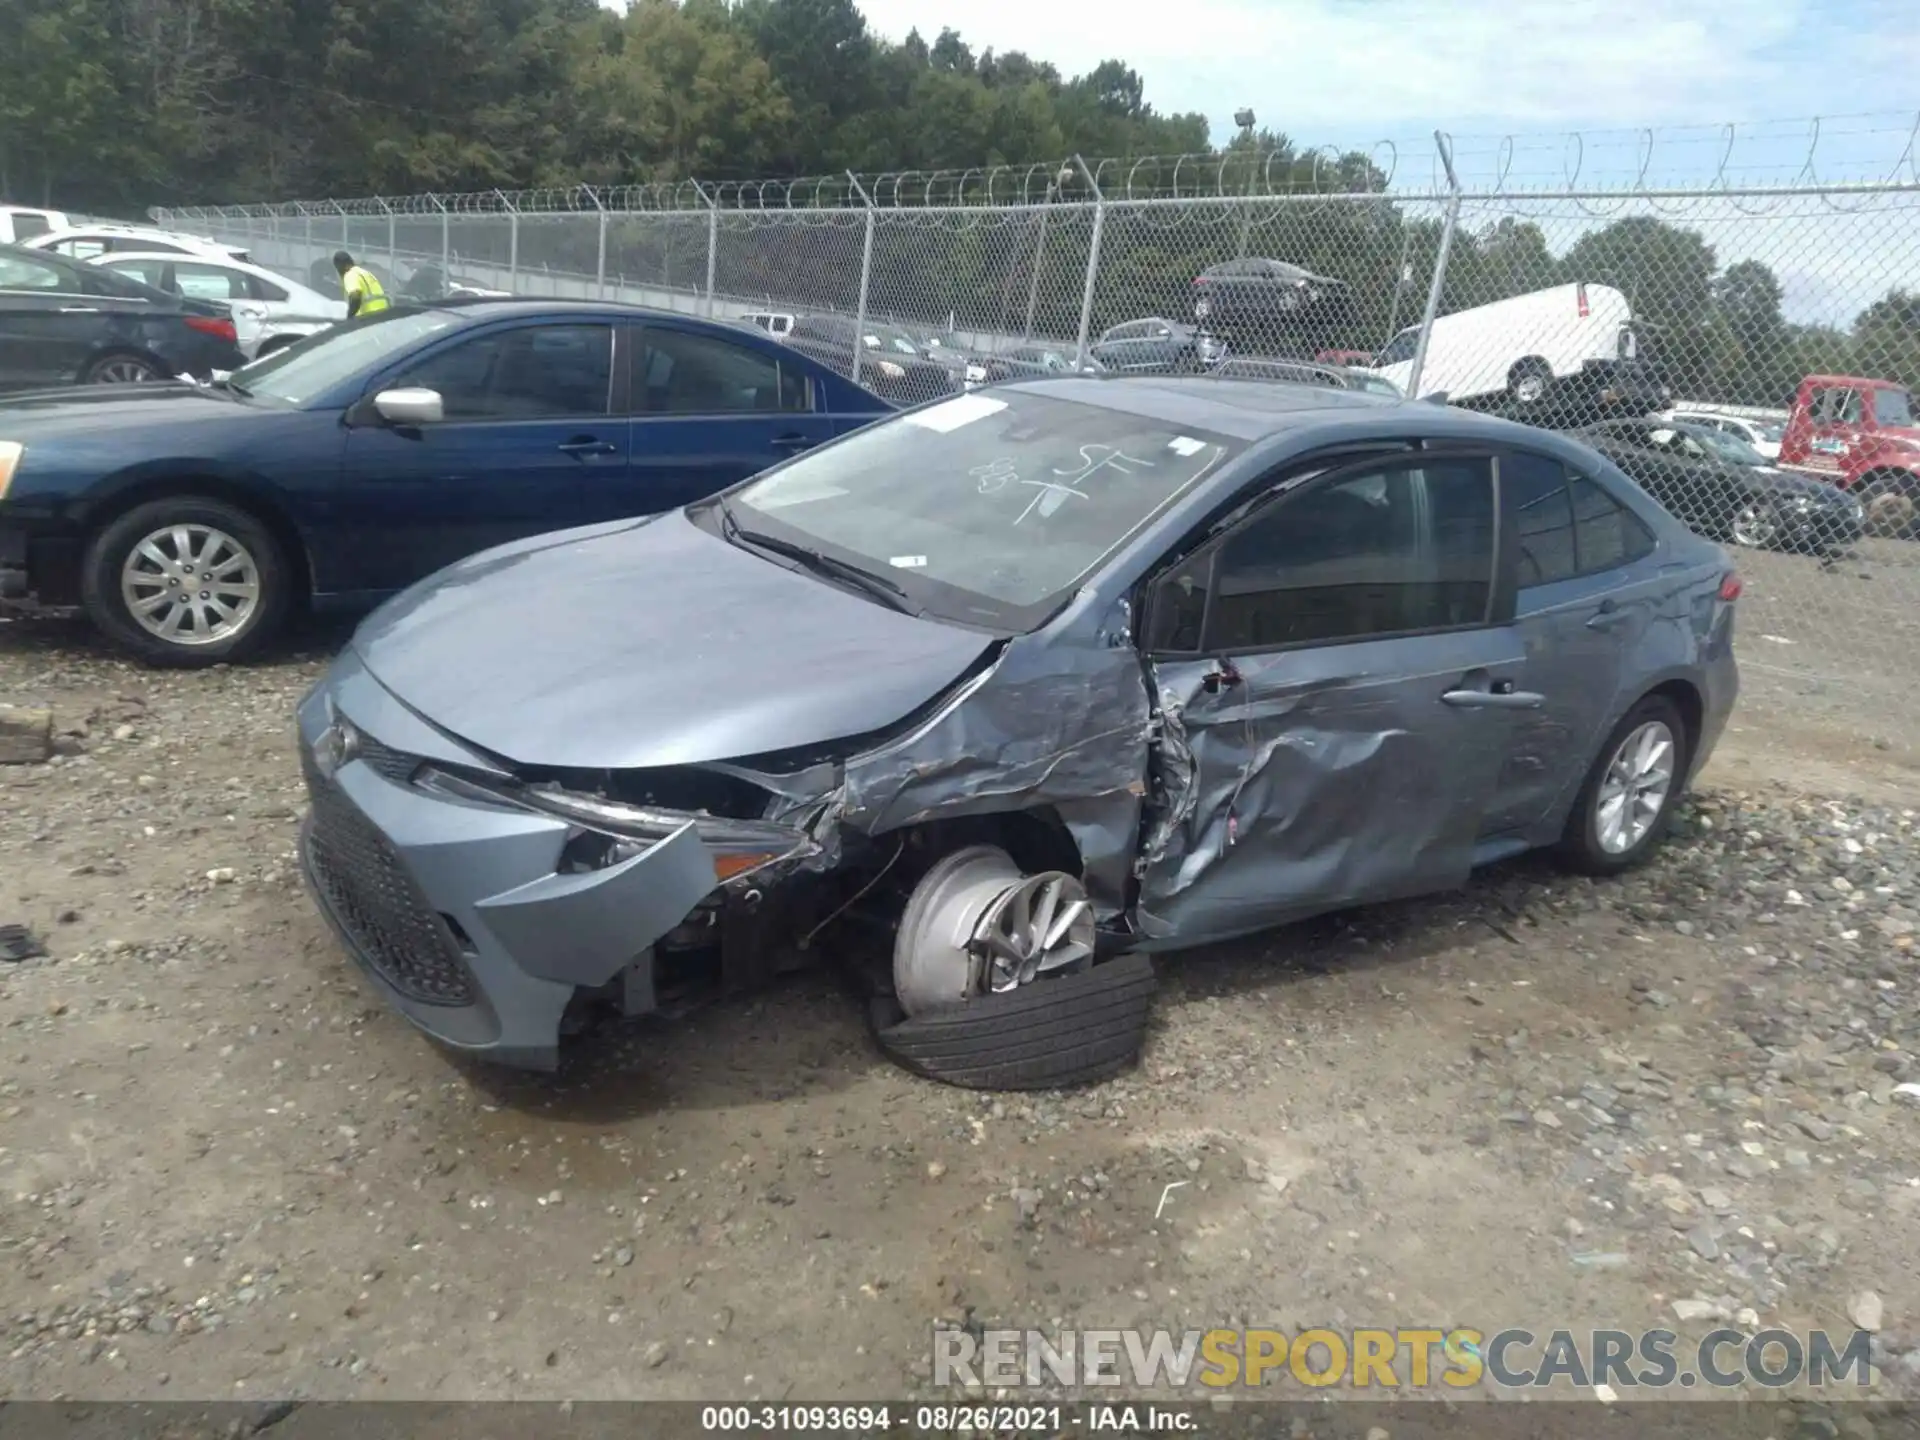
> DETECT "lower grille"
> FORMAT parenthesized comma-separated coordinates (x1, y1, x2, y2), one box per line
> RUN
(302, 753, 477, 1007)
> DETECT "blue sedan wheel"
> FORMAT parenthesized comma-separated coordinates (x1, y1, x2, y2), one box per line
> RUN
(119, 521, 263, 646)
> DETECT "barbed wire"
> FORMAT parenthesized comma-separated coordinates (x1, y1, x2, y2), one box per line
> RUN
(153, 111, 1920, 224)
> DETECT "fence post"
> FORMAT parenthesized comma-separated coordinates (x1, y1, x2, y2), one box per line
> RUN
(594, 192, 609, 301)
(495, 191, 518, 289)
(335, 201, 348, 249)
(1406, 131, 1461, 401)
(848, 173, 876, 388)
(693, 181, 718, 316)
(1025, 164, 1071, 341)
(380, 198, 396, 275)
(433, 195, 448, 274)
(1071, 156, 1106, 369)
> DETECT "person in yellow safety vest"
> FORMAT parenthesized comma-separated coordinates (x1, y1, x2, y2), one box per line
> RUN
(332, 250, 390, 319)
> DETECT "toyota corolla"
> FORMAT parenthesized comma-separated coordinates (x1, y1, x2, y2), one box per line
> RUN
(295, 379, 1740, 1089)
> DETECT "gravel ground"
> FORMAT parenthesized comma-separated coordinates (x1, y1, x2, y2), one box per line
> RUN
(3, 607, 1920, 1407)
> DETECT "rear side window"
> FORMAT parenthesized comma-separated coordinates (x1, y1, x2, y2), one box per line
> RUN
(635, 327, 809, 415)
(247, 274, 290, 303)
(1502, 452, 1579, 587)
(1570, 473, 1656, 574)
(10, 212, 53, 241)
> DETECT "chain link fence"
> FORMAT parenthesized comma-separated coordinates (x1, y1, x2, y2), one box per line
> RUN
(155, 131, 1920, 752)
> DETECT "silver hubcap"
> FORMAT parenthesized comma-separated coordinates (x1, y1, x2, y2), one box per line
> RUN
(1515, 374, 1546, 403)
(1730, 502, 1778, 547)
(892, 847, 1095, 1018)
(119, 523, 261, 646)
(94, 359, 157, 384)
(1865, 492, 1915, 535)
(1594, 720, 1675, 855)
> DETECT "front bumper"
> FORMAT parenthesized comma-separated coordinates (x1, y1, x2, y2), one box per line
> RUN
(295, 654, 730, 1069)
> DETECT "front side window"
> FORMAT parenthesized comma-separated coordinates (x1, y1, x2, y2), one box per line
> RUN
(636, 328, 807, 415)
(1813, 387, 1862, 424)
(1375, 328, 1419, 365)
(1205, 457, 1496, 651)
(726, 391, 1242, 629)
(398, 323, 614, 420)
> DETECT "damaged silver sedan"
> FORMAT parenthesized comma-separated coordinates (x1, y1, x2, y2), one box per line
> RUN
(295, 378, 1740, 1089)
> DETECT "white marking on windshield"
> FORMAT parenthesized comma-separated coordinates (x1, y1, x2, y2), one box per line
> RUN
(1168, 435, 1207, 457)
(903, 393, 1008, 432)
(889, 555, 928, 568)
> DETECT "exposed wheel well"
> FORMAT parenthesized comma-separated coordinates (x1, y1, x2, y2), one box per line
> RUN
(1859, 466, 1920, 494)
(82, 480, 313, 610)
(882, 808, 1086, 883)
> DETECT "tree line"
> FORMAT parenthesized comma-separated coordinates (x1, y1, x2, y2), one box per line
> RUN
(2, 0, 1912, 405)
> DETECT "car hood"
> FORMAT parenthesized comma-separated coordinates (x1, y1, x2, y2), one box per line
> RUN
(0, 381, 253, 440)
(351, 509, 1001, 771)
(1748, 465, 1858, 501)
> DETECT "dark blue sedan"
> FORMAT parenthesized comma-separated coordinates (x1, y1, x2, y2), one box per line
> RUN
(0, 300, 891, 665)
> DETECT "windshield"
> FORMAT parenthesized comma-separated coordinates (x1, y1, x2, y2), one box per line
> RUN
(229, 309, 460, 405)
(1875, 388, 1915, 428)
(1754, 420, 1785, 443)
(1356, 374, 1404, 396)
(865, 328, 922, 356)
(1681, 423, 1768, 467)
(723, 391, 1241, 629)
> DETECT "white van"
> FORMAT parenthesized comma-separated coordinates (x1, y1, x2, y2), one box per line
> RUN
(0, 205, 70, 245)
(1366, 282, 1637, 407)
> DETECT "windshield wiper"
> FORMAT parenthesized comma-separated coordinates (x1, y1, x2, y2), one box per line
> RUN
(210, 374, 252, 398)
(718, 501, 916, 615)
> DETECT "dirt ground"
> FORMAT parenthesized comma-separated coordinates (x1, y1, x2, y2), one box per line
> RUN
(3, 604, 1919, 1408)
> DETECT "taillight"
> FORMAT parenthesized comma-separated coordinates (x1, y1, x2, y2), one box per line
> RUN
(1718, 571, 1743, 601)
(1576, 283, 1590, 317)
(184, 315, 237, 343)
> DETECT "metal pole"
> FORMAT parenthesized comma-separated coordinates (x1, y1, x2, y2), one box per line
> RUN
(1070, 156, 1107, 369)
(695, 181, 719, 316)
(1235, 130, 1257, 260)
(848, 172, 876, 388)
(336, 201, 348, 248)
(596, 207, 609, 300)
(1023, 178, 1058, 341)
(1406, 132, 1461, 400)
(381, 199, 396, 275)
(434, 196, 448, 274)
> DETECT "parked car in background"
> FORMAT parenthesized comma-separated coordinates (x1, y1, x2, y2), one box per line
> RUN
(1367, 283, 1657, 413)
(0, 300, 891, 664)
(1665, 408, 1784, 460)
(89, 251, 346, 358)
(975, 344, 1105, 384)
(1579, 417, 1863, 555)
(0, 242, 244, 392)
(741, 311, 795, 338)
(0, 206, 69, 245)
(1189, 258, 1355, 353)
(1775, 374, 1920, 537)
(780, 314, 955, 405)
(1210, 356, 1403, 396)
(289, 378, 1739, 1086)
(1317, 348, 1376, 367)
(300, 258, 509, 305)
(911, 331, 978, 388)
(1089, 317, 1225, 374)
(26, 223, 250, 264)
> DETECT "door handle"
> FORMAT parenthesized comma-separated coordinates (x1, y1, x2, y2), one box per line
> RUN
(1442, 688, 1545, 710)
(558, 437, 618, 458)
(770, 433, 816, 452)
(1586, 599, 1630, 631)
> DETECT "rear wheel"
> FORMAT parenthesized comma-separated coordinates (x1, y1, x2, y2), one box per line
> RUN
(874, 844, 1153, 1090)
(1508, 357, 1553, 407)
(1859, 471, 1919, 539)
(1729, 498, 1783, 549)
(82, 352, 164, 385)
(80, 496, 292, 667)
(1555, 695, 1690, 876)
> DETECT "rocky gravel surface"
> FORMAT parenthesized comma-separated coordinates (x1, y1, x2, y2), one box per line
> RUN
(2, 609, 1919, 1410)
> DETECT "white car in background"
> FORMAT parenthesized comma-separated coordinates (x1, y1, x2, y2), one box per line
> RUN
(24, 222, 251, 265)
(1664, 409, 1785, 460)
(88, 251, 346, 358)
(0, 205, 70, 244)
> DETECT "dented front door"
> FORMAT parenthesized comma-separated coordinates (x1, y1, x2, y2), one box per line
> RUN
(1138, 630, 1532, 941)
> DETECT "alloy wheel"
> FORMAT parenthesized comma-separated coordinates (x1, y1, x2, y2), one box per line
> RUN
(1594, 720, 1676, 855)
(119, 523, 262, 646)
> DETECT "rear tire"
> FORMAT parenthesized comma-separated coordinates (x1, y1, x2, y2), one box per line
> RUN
(82, 352, 164, 385)
(1555, 694, 1690, 876)
(80, 496, 292, 668)
(1859, 472, 1919, 540)
(1508, 357, 1553, 407)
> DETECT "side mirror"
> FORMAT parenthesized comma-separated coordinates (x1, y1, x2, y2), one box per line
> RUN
(373, 387, 443, 426)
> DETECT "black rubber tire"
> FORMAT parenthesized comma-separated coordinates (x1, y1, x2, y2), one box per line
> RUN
(1554, 693, 1690, 877)
(79, 495, 293, 668)
(1507, 357, 1553, 407)
(1859, 474, 1919, 541)
(81, 351, 164, 385)
(875, 952, 1156, 1091)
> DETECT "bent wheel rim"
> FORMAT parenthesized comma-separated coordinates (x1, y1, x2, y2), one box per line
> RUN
(977, 872, 1096, 994)
(1594, 720, 1676, 855)
(119, 523, 261, 646)
(94, 359, 158, 383)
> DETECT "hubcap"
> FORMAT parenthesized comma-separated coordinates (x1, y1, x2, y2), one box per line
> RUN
(1594, 720, 1676, 855)
(1515, 374, 1546, 403)
(892, 847, 1096, 1018)
(1865, 492, 1916, 535)
(119, 523, 261, 646)
(94, 359, 157, 384)
(1730, 502, 1778, 548)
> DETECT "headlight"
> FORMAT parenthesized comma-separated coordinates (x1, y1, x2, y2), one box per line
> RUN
(0, 442, 23, 501)
(876, 360, 906, 380)
(311, 713, 361, 780)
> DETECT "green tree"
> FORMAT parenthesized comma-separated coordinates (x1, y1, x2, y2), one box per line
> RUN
(1561, 216, 1718, 394)
(1852, 289, 1920, 391)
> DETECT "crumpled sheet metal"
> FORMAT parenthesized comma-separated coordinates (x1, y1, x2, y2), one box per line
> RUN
(829, 591, 1155, 918)
(1134, 652, 1446, 939)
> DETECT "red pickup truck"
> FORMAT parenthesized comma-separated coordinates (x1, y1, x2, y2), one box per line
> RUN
(1777, 373, 1920, 536)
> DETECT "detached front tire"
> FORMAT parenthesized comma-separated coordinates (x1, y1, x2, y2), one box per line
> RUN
(80, 496, 291, 667)
(1556, 694, 1690, 876)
